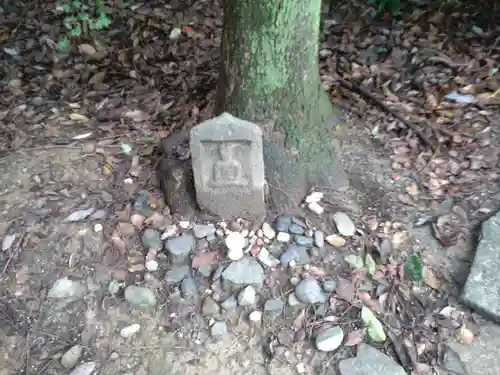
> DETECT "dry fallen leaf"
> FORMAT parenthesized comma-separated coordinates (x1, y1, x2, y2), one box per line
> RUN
(117, 222, 136, 236)
(191, 251, 217, 268)
(335, 277, 356, 303)
(293, 309, 307, 329)
(344, 329, 365, 346)
(423, 266, 443, 290)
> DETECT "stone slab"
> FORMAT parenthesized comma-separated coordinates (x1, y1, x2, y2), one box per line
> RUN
(189, 112, 266, 219)
(461, 212, 500, 321)
(338, 344, 406, 375)
(442, 324, 500, 375)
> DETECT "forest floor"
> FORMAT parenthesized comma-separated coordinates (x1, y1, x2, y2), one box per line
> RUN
(1, 0, 500, 375)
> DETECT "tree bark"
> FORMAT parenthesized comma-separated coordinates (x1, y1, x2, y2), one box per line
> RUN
(216, 0, 350, 213)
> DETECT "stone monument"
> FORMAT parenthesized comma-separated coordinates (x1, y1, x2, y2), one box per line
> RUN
(189, 112, 266, 219)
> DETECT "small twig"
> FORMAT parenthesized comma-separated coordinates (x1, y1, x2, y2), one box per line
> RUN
(1, 231, 26, 276)
(488, 35, 500, 56)
(339, 79, 437, 152)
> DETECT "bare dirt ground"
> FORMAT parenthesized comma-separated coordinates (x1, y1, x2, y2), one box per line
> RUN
(1, 0, 500, 375)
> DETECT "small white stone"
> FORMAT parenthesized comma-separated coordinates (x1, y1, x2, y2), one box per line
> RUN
(179, 220, 190, 229)
(296, 363, 306, 374)
(124, 178, 134, 184)
(241, 229, 249, 238)
(120, 323, 141, 338)
(305, 191, 324, 204)
(161, 225, 178, 239)
(145, 260, 158, 272)
(277, 232, 291, 242)
(257, 229, 264, 238)
(218, 221, 228, 229)
(225, 232, 246, 252)
(257, 248, 279, 268)
(307, 202, 324, 215)
(238, 285, 257, 306)
(216, 228, 225, 237)
(93, 223, 103, 232)
(262, 222, 276, 239)
(249, 230, 255, 237)
(306, 229, 314, 237)
(289, 259, 297, 268)
(228, 247, 244, 260)
(263, 238, 271, 244)
(249, 310, 262, 322)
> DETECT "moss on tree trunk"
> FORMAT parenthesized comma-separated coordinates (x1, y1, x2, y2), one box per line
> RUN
(216, 0, 349, 212)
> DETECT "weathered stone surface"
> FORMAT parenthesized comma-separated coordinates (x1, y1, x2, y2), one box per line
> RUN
(338, 344, 406, 375)
(165, 234, 195, 264)
(315, 326, 344, 352)
(190, 112, 266, 219)
(441, 324, 500, 375)
(461, 213, 500, 320)
(295, 279, 327, 304)
(221, 257, 265, 287)
(280, 245, 310, 265)
(124, 286, 157, 308)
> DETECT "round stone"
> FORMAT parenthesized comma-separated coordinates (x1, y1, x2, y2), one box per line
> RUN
(238, 285, 257, 306)
(295, 279, 327, 304)
(120, 323, 141, 338)
(315, 326, 344, 352)
(124, 286, 157, 308)
(332, 212, 356, 236)
(61, 345, 83, 369)
(249, 310, 262, 322)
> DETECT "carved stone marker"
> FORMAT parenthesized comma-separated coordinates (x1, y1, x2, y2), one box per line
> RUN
(190, 112, 266, 219)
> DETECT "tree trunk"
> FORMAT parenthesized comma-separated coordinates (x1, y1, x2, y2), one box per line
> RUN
(216, 0, 350, 213)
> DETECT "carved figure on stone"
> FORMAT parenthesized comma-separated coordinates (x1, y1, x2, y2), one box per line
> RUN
(210, 142, 247, 187)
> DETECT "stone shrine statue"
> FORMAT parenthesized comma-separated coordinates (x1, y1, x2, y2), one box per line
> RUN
(210, 142, 247, 187)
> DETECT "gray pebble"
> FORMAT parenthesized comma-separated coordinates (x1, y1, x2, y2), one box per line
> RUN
(314, 231, 325, 248)
(108, 280, 120, 295)
(133, 192, 149, 213)
(165, 234, 195, 263)
(89, 209, 107, 220)
(264, 298, 285, 311)
(124, 286, 157, 308)
(295, 279, 327, 304)
(69, 362, 96, 375)
(288, 292, 303, 307)
(294, 235, 314, 247)
(322, 278, 337, 293)
(222, 257, 265, 286)
(211, 321, 228, 337)
(288, 223, 305, 235)
(47, 277, 84, 299)
(206, 234, 217, 242)
(181, 277, 197, 298)
(221, 296, 238, 310)
(142, 228, 162, 250)
(198, 265, 213, 278)
(275, 216, 292, 232)
(192, 224, 216, 239)
(291, 217, 307, 227)
(280, 245, 310, 265)
(315, 326, 344, 352)
(61, 345, 83, 369)
(202, 297, 220, 316)
(332, 212, 356, 236)
(165, 265, 190, 284)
